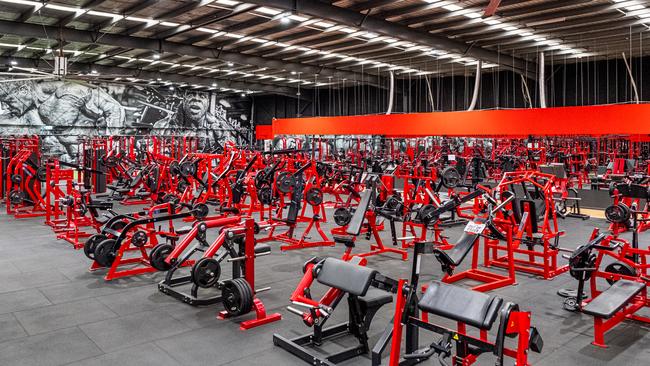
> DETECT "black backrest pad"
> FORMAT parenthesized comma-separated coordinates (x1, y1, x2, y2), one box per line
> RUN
(346, 188, 373, 235)
(445, 231, 480, 265)
(418, 281, 503, 330)
(316, 258, 378, 296)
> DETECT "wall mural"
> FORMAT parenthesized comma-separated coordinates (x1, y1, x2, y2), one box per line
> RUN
(0, 79, 252, 161)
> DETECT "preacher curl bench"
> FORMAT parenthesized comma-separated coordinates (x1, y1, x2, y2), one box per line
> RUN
(273, 257, 396, 366)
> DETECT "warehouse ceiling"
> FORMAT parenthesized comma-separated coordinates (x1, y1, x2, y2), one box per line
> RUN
(0, 0, 647, 95)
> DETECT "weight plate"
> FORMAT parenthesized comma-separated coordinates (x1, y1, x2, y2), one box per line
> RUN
(191, 257, 221, 288)
(94, 239, 117, 267)
(192, 203, 209, 219)
(305, 187, 323, 206)
(333, 207, 353, 227)
(257, 187, 273, 205)
(131, 230, 148, 248)
(83, 234, 107, 260)
(254, 169, 271, 189)
(36, 167, 47, 182)
(604, 204, 630, 224)
(9, 190, 24, 205)
(604, 261, 637, 285)
(149, 244, 173, 271)
(222, 278, 253, 316)
(276, 172, 295, 194)
(169, 161, 180, 176)
(440, 166, 461, 188)
(418, 204, 438, 226)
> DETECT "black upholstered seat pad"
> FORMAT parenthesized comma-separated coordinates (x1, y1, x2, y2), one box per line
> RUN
(418, 281, 503, 330)
(316, 258, 378, 296)
(360, 288, 393, 308)
(583, 280, 645, 319)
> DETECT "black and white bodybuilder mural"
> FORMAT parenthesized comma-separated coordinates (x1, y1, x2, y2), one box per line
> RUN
(0, 79, 251, 161)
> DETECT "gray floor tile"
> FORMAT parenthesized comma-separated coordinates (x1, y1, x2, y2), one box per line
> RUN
(79, 310, 192, 352)
(14, 298, 118, 335)
(0, 313, 27, 343)
(0, 327, 102, 366)
(0, 288, 51, 314)
(66, 342, 181, 366)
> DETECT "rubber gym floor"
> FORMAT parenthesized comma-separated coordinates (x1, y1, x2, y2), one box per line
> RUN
(0, 208, 648, 366)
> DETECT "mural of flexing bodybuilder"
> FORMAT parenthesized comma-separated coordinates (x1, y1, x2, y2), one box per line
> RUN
(151, 90, 248, 149)
(0, 79, 125, 161)
(0, 79, 252, 161)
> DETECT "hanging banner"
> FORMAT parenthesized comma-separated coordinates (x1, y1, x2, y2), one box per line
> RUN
(271, 104, 650, 137)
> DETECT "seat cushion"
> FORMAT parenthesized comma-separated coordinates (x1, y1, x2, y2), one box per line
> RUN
(419, 281, 503, 330)
(583, 280, 645, 319)
(333, 235, 355, 247)
(359, 288, 392, 308)
(315, 258, 377, 296)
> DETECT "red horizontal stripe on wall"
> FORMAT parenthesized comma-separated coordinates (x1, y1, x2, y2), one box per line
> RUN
(271, 104, 650, 137)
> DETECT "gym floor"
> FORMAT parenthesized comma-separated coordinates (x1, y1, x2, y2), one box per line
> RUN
(0, 208, 648, 366)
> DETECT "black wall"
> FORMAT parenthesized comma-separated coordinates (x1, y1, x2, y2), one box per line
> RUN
(253, 55, 650, 125)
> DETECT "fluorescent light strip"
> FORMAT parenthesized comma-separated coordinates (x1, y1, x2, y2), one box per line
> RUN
(420, 0, 592, 58)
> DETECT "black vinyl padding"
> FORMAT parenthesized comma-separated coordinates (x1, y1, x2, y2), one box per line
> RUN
(254, 243, 271, 255)
(347, 189, 373, 236)
(434, 231, 480, 267)
(418, 281, 503, 330)
(359, 288, 393, 308)
(433, 218, 484, 267)
(583, 280, 645, 319)
(315, 258, 377, 296)
(332, 235, 355, 247)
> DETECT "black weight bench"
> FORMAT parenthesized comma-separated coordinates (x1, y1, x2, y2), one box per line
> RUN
(419, 281, 503, 330)
(583, 280, 645, 319)
(274, 258, 393, 366)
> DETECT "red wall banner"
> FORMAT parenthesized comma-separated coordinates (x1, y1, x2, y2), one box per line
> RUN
(271, 104, 650, 137)
(255, 125, 273, 140)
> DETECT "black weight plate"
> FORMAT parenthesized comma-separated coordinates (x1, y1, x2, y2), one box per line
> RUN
(305, 187, 323, 206)
(169, 161, 180, 176)
(604, 261, 637, 285)
(254, 169, 271, 189)
(192, 203, 209, 219)
(257, 187, 273, 205)
(276, 172, 295, 194)
(9, 190, 24, 205)
(149, 244, 173, 271)
(222, 278, 253, 316)
(83, 234, 107, 260)
(191, 257, 221, 288)
(441, 167, 461, 188)
(333, 207, 352, 226)
(604, 204, 630, 224)
(94, 239, 117, 267)
(36, 167, 47, 182)
(131, 230, 148, 248)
